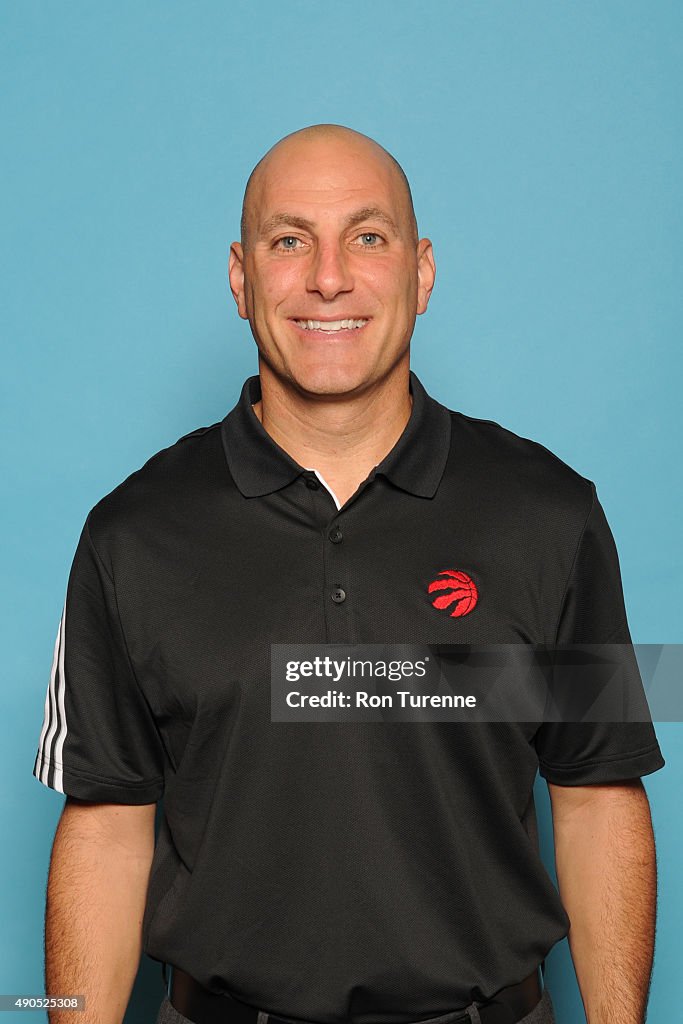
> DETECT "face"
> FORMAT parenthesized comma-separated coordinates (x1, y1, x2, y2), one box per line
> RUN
(229, 135, 436, 399)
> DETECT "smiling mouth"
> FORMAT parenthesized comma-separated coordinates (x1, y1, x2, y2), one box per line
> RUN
(292, 318, 369, 332)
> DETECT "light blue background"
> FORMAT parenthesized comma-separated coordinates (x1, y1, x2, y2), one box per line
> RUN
(2, 2, 681, 1021)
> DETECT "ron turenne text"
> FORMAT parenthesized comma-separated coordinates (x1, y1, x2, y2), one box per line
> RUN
(285, 691, 477, 709)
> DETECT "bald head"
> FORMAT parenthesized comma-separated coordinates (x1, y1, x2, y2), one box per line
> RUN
(240, 124, 418, 252)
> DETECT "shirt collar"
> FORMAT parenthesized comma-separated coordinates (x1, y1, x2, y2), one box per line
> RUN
(220, 370, 452, 500)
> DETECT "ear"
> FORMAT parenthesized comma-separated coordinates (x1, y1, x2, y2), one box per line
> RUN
(228, 242, 249, 320)
(416, 238, 436, 315)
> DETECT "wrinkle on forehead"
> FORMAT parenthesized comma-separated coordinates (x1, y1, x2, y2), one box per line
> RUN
(259, 205, 401, 244)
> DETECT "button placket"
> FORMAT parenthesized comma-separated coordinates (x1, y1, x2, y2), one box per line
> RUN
(303, 474, 340, 523)
(322, 512, 355, 640)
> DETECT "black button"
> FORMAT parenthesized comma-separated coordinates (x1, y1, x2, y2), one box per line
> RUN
(305, 477, 319, 490)
(328, 527, 343, 544)
(331, 587, 346, 603)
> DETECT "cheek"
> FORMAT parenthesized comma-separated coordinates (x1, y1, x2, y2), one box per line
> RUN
(361, 260, 414, 308)
(254, 261, 305, 308)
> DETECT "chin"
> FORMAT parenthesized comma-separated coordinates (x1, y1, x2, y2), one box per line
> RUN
(288, 366, 372, 397)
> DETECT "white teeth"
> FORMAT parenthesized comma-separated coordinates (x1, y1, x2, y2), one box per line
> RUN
(296, 319, 368, 332)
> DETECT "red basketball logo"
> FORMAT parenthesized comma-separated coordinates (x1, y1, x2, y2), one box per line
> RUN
(428, 569, 478, 617)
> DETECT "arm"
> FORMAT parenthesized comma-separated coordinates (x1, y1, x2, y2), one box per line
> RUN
(45, 796, 157, 1024)
(548, 779, 658, 1024)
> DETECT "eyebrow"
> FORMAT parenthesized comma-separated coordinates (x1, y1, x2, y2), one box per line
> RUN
(259, 206, 400, 239)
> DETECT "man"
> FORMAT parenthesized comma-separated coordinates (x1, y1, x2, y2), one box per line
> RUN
(33, 125, 664, 1024)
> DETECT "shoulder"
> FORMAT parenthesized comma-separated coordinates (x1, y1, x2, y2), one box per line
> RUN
(445, 406, 596, 526)
(85, 421, 225, 558)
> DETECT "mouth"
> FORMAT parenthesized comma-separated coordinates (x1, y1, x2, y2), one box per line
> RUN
(290, 318, 370, 333)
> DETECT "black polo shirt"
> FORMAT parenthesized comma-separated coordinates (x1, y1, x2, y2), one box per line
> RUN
(33, 371, 664, 1024)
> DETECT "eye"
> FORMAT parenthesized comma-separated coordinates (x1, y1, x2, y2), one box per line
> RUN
(275, 236, 303, 251)
(355, 232, 383, 247)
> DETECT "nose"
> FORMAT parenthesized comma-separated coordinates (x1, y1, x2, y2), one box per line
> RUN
(306, 240, 354, 300)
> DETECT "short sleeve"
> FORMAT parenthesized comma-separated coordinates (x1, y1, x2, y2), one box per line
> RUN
(32, 515, 165, 803)
(534, 482, 665, 785)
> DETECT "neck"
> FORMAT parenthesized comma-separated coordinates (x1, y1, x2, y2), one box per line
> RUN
(251, 362, 413, 506)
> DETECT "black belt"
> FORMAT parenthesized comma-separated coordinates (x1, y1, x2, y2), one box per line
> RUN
(169, 966, 543, 1024)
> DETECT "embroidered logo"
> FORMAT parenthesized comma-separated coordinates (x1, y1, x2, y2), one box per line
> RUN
(428, 569, 479, 617)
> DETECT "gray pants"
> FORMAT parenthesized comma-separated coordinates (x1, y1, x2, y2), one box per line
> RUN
(155, 988, 556, 1024)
